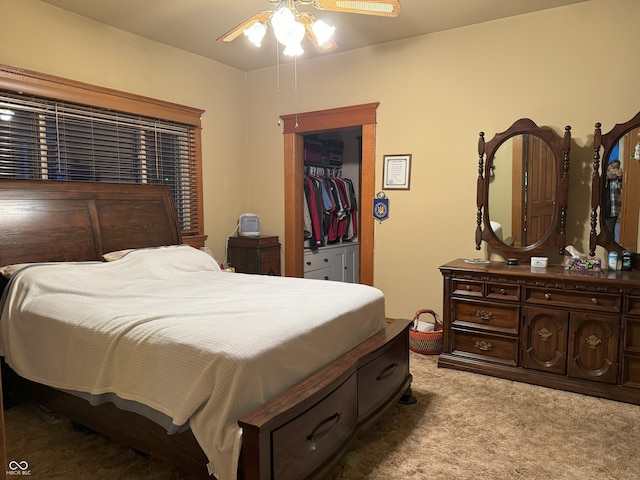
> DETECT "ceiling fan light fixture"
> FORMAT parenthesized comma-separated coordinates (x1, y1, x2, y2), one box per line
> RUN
(311, 19, 335, 46)
(283, 42, 304, 57)
(271, 6, 296, 42)
(272, 6, 306, 56)
(244, 22, 267, 47)
(218, 0, 401, 55)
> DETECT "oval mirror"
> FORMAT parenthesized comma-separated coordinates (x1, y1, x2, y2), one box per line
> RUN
(476, 118, 571, 261)
(590, 111, 640, 263)
(488, 134, 557, 248)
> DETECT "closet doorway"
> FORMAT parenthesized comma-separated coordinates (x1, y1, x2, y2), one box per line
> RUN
(281, 102, 378, 285)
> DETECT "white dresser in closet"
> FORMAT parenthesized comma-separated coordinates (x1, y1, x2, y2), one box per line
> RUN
(304, 243, 359, 283)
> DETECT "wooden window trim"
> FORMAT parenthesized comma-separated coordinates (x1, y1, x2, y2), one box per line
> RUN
(0, 64, 205, 245)
(280, 103, 378, 285)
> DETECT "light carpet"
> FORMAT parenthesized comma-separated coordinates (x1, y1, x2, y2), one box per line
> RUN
(5, 353, 640, 479)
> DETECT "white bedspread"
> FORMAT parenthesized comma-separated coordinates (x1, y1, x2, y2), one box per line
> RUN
(0, 245, 386, 480)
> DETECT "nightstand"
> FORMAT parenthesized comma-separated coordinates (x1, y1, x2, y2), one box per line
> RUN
(227, 235, 281, 275)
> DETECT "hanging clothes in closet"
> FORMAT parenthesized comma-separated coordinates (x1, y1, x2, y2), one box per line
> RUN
(304, 166, 358, 251)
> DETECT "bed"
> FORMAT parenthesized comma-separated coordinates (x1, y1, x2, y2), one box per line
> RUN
(0, 179, 413, 480)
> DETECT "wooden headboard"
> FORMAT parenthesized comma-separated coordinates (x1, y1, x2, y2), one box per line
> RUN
(0, 179, 182, 266)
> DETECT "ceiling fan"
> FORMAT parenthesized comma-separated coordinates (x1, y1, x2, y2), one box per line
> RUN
(216, 0, 401, 57)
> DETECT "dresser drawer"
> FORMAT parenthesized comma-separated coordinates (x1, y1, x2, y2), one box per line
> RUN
(452, 299, 519, 334)
(624, 317, 640, 353)
(525, 287, 620, 313)
(451, 329, 519, 366)
(260, 247, 280, 263)
(621, 354, 640, 388)
(451, 278, 520, 302)
(305, 267, 331, 281)
(357, 331, 408, 420)
(625, 296, 640, 316)
(259, 259, 280, 276)
(486, 282, 520, 302)
(304, 251, 331, 272)
(272, 374, 357, 480)
(452, 279, 483, 298)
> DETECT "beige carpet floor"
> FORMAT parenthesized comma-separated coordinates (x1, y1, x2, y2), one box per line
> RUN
(5, 352, 640, 479)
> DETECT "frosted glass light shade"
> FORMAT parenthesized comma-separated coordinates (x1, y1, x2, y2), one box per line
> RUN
(272, 6, 305, 56)
(244, 22, 267, 47)
(311, 19, 335, 45)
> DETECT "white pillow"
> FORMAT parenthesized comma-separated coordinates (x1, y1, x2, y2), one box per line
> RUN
(0, 262, 92, 278)
(102, 245, 182, 262)
(0, 263, 32, 278)
(102, 249, 135, 262)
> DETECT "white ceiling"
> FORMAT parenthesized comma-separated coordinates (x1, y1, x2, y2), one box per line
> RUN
(40, 0, 589, 72)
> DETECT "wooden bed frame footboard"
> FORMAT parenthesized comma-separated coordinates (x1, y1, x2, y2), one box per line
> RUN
(238, 318, 412, 480)
(0, 179, 414, 480)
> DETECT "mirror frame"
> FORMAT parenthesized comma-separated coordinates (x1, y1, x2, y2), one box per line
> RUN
(589, 111, 640, 263)
(476, 118, 571, 261)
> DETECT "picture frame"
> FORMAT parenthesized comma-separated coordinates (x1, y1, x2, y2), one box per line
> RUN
(382, 154, 412, 190)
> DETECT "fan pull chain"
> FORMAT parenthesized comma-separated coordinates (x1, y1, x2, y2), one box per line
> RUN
(294, 55, 299, 128)
(276, 41, 281, 126)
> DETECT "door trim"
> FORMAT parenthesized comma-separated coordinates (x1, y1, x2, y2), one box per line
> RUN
(281, 102, 378, 285)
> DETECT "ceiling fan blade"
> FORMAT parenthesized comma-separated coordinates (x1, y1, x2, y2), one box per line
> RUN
(216, 11, 272, 44)
(312, 0, 401, 17)
(299, 13, 339, 53)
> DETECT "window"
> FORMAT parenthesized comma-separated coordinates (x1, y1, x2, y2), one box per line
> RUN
(0, 65, 204, 241)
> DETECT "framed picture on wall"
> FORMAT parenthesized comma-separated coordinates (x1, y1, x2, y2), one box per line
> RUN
(382, 154, 412, 190)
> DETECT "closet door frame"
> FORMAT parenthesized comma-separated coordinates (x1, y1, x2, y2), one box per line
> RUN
(281, 102, 378, 285)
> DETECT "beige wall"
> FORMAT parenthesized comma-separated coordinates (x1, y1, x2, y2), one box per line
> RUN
(2, 0, 639, 321)
(246, 0, 640, 318)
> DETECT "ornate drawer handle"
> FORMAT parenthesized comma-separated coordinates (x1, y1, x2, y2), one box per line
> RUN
(307, 412, 341, 441)
(544, 293, 551, 300)
(475, 340, 493, 351)
(499, 288, 506, 295)
(586, 334, 602, 350)
(538, 328, 552, 342)
(466, 285, 471, 291)
(476, 310, 494, 321)
(591, 297, 598, 304)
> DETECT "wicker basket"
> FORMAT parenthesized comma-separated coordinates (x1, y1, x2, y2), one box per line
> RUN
(409, 309, 443, 355)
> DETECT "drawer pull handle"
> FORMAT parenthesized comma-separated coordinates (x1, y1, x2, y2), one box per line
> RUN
(586, 334, 602, 350)
(476, 310, 494, 321)
(591, 297, 598, 304)
(466, 285, 471, 291)
(307, 412, 341, 441)
(475, 340, 493, 352)
(377, 363, 398, 381)
(306, 261, 312, 266)
(538, 328, 553, 342)
(499, 288, 506, 295)
(544, 293, 551, 300)
(323, 258, 329, 263)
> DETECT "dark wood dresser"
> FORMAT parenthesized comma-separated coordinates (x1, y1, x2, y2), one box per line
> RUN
(227, 235, 281, 275)
(439, 258, 640, 404)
